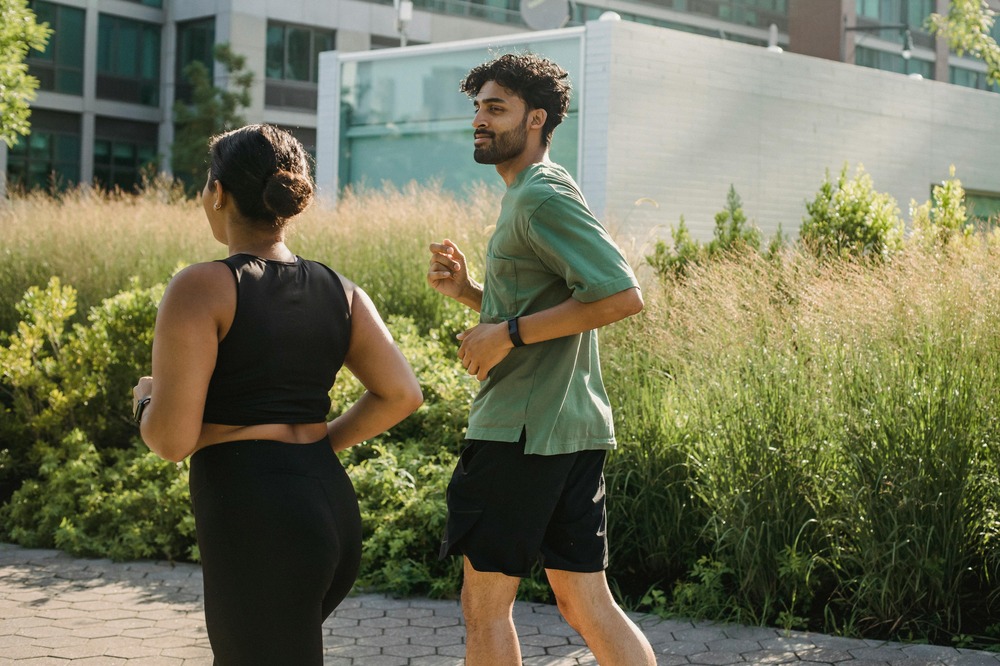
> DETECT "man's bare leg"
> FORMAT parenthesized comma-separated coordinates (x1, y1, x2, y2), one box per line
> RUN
(546, 568, 656, 666)
(461, 557, 522, 666)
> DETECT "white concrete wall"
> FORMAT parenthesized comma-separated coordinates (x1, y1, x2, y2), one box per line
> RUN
(592, 20, 1000, 247)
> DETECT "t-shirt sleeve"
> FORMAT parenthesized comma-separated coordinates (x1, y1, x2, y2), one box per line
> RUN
(526, 192, 639, 303)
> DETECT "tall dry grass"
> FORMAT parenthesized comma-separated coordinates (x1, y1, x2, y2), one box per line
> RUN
(2, 184, 998, 645)
(603, 240, 1000, 641)
(0, 181, 500, 333)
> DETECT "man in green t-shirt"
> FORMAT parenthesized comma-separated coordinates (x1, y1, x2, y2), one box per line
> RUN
(426, 53, 654, 666)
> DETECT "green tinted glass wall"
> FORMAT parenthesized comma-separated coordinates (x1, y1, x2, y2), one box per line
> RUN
(339, 35, 581, 193)
(28, 1, 85, 94)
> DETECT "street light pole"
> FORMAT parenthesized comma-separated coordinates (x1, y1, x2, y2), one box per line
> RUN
(842, 19, 914, 63)
(394, 0, 413, 47)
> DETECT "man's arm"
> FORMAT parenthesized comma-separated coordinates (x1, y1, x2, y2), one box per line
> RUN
(456, 287, 643, 380)
(427, 239, 483, 312)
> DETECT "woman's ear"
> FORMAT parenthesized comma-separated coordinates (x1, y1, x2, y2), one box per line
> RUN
(212, 179, 226, 210)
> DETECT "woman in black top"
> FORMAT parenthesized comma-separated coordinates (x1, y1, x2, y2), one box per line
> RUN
(133, 124, 422, 664)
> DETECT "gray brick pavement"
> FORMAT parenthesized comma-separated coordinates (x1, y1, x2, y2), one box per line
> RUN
(2, 543, 999, 665)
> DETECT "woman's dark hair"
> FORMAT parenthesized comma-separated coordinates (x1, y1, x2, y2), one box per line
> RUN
(208, 124, 314, 226)
(460, 52, 571, 147)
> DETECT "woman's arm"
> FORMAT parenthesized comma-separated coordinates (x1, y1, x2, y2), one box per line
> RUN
(137, 263, 234, 462)
(326, 284, 423, 452)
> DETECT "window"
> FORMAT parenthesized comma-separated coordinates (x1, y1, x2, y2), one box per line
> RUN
(856, 0, 932, 24)
(176, 18, 215, 103)
(6, 110, 81, 190)
(97, 14, 161, 106)
(27, 1, 85, 95)
(950, 66, 1000, 93)
(93, 117, 158, 192)
(122, 0, 162, 6)
(265, 22, 335, 110)
(266, 23, 335, 82)
(855, 46, 933, 78)
(966, 191, 1000, 223)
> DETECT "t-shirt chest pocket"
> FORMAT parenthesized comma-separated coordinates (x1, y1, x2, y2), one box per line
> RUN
(484, 255, 518, 320)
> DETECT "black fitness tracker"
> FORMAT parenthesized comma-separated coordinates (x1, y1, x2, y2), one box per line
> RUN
(507, 317, 526, 347)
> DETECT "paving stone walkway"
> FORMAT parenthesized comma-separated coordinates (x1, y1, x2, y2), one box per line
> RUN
(2, 543, 999, 665)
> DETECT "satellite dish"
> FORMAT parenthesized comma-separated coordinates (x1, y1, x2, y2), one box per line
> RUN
(520, 0, 570, 30)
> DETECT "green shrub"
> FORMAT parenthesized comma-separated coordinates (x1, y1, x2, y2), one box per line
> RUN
(645, 216, 705, 280)
(645, 186, 768, 281)
(1, 429, 195, 561)
(800, 164, 904, 260)
(707, 185, 762, 256)
(348, 442, 461, 598)
(910, 165, 974, 247)
(0, 277, 161, 489)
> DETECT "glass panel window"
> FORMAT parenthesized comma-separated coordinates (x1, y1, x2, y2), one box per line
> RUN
(27, 1, 85, 95)
(966, 191, 1000, 223)
(176, 18, 215, 104)
(265, 22, 335, 82)
(96, 14, 161, 106)
(93, 138, 157, 191)
(266, 24, 285, 79)
(950, 66, 1000, 93)
(856, 45, 932, 77)
(286, 28, 312, 81)
(93, 117, 159, 192)
(340, 35, 581, 192)
(5, 111, 81, 191)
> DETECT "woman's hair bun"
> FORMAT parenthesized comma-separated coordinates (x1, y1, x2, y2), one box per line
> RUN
(262, 169, 314, 219)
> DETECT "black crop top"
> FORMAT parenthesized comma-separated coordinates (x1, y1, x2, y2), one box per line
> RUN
(201, 254, 351, 425)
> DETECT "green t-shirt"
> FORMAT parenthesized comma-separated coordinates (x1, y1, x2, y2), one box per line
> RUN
(466, 162, 639, 456)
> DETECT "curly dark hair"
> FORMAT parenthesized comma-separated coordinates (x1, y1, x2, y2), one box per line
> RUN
(460, 52, 571, 147)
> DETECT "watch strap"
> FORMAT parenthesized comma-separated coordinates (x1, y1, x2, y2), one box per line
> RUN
(507, 317, 526, 348)
(133, 396, 151, 424)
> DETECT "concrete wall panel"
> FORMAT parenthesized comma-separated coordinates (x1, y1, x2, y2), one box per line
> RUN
(595, 21, 1000, 248)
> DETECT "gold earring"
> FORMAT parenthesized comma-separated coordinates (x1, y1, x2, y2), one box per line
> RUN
(213, 202, 222, 211)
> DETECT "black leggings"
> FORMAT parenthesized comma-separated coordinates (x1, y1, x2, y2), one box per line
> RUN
(189, 438, 362, 665)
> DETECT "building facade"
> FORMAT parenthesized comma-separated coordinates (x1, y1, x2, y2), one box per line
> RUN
(317, 17, 1000, 244)
(2, 0, 998, 193)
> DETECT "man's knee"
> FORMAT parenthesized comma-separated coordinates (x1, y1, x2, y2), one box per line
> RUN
(547, 570, 616, 631)
(460, 560, 520, 624)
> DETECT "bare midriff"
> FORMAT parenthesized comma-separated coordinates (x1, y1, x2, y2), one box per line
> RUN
(194, 422, 329, 454)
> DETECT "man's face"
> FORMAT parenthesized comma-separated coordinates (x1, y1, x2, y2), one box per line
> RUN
(472, 81, 530, 165)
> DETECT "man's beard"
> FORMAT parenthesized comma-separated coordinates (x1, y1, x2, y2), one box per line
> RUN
(473, 119, 529, 165)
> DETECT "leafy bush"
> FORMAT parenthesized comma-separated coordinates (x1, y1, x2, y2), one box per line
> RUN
(645, 216, 705, 280)
(800, 164, 904, 259)
(910, 165, 974, 247)
(2, 430, 195, 561)
(349, 442, 461, 598)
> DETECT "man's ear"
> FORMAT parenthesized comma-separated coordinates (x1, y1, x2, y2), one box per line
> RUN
(528, 108, 547, 131)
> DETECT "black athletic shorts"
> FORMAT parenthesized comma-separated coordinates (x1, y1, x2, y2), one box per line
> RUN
(439, 432, 608, 577)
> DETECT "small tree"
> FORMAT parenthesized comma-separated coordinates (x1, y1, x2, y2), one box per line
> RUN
(929, 0, 1000, 86)
(645, 216, 705, 280)
(646, 186, 768, 280)
(171, 43, 253, 193)
(799, 164, 904, 260)
(0, 0, 51, 148)
(707, 185, 762, 256)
